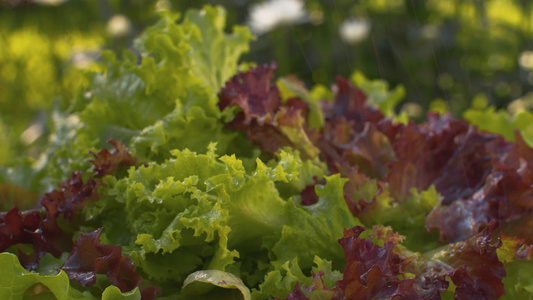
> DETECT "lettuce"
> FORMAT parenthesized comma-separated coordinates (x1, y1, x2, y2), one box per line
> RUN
(464, 95, 533, 147)
(33, 5, 254, 193)
(0, 252, 141, 300)
(181, 270, 251, 300)
(82, 144, 359, 296)
(2, 3, 533, 300)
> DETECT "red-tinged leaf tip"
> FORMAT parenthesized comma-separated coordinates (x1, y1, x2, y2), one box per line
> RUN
(90, 139, 138, 178)
(1, 142, 138, 276)
(432, 127, 506, 206)
(62, 229, 106, 287)
(218, 62, 281, 125)
(1, 174, 102, 269)
(498, 232, 533, 262)
(62, 228, 141, 292)
(315, 79, 393, 178)
(378, 113, 511, 246)
(282, 282, 310, 300)
(330, 117, 355, 145)
(341, 123, 395, 179)
(369, 225, 405, 244)
(449, 267, 487, 299)
(279, 270, 336, 299)
(286, 98, 309, 115)
(39, 171, 99, 254)
(425, 126, 533, 244)
(218, 63, 320, 159)
(327, 77, 383, 132)
(333, 226, 452, 299)
(444, 221, 506, 299)
(300, 184, 319, 206)
(335, 226, 406, 299)
(307, 270, 330, 292)
(383, 114, 472, 200)
(340, 166, 386, 219)
(277, 103, 307, 128)
(340, 226, 367, 241)
(300, 177, 325, 206)
(0, 207, 47, 270)
(241, 121, 296, 154)
(41, 171, 98, 222)
(141, 286, 161, 300)
(503, 130, 533, 169)
(334, 224, 507, 299)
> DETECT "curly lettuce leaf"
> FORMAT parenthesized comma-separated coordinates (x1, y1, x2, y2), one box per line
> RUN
(218, 63, 321, 162)
(0, 141, 149, 298)
(83, 145, 331, 286)
(183, 7, 254, 93)
(350, 71, 406, 120)
(37, 5, 253, 187)
(252, 257, 341, 300)
(82, 143, 363, 298)
(463, 96, 533, 148)
(425, 131, 533, 244)
(344, 177, 441, 252)
(269, 174, 361, 269)
(6, 3, 533, 298)
(131, 98, 250, 164)
(276, 76, 325, 130)
(332, 226, 427, 299)
(61, 228, 141, 293)
(311, 77, 395, 178)
(280, 223, 514, 299)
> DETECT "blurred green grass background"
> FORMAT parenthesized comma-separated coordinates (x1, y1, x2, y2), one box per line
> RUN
(1, 0, 533, 166)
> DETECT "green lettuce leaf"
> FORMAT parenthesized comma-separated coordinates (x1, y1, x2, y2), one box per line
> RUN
(350, 70, 406, 121)
(101, 286, 142, 300)
(344, 168, 441, 252)
(277, 77, 325, 130)
(0, 252, 142, 300)
(83, 145, 310, 281)
(82, 144, 361, 297)
(252, 256, 342, 300)
(501, 260, 533, 298)
(181, 270, 251, 300)
(35, 5, 254, 188)
(269, 174, 360, 269)
(463, 96, 533, 147)
(183, 7, 254, 93)
(496, 234, 533, 299)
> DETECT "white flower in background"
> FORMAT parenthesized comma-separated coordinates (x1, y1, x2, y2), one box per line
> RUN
(248, 0, 308, 35)
(519, 51, 533, 70)
(107, 15, 132, 38)
(339, 18, 371, 44)
(71, 50, 99, 69)
(20, 112, 47, 145)
(420, 24, 439, 40)
(155, 0, 171, 12)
